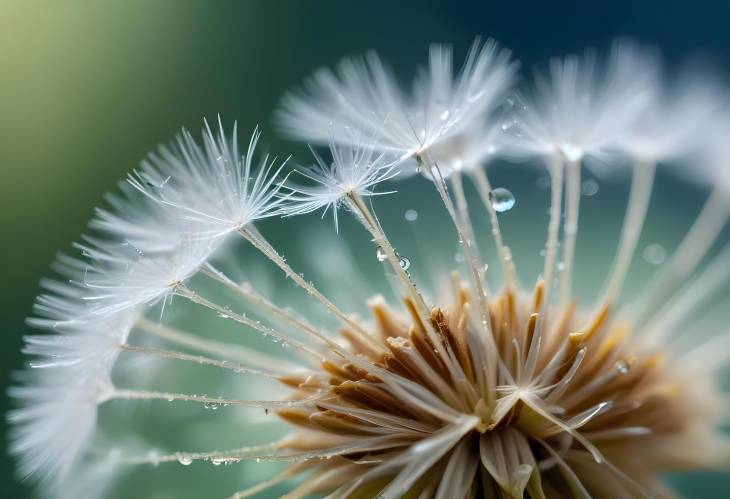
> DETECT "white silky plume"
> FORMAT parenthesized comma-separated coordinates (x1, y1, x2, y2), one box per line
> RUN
(128, 119, 289, 242)
(281, 128, 404, 227)
(277, 38, 519, 160)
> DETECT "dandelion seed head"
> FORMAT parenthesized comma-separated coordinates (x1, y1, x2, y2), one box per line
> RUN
(9, 38, 730, 499)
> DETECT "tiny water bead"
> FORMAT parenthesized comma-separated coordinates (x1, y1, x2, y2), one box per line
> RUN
(404, 209, 419, 222)
(642, 244, 667, 265)
(376, 246, 411, 271)
(399, 256, 411, 271)
(581, 179, 599, 196)
(615, 361, 631, 375)
(488, 188, 516, 213)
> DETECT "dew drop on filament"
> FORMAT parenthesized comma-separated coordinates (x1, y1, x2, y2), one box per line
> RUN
(488, 188, 516, 213)
(376, 247, 387, 262)
(615, 361, 630, 374)
(399, 256, 411, 271)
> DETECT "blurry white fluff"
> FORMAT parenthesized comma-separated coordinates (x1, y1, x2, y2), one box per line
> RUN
(507, 39, 659, 163)
(276, 38, 519, 160)
(9, 307, 138, 487)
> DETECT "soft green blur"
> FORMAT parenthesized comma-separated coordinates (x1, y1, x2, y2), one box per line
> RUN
(1, 1, 729, 498)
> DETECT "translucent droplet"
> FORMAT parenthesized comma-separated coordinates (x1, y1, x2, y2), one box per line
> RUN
(642, 244, 666, 265)
(581, 179, 599, 196)
(203, 402, 220, 410)
(177, 454, 193, 466)
(376, 247, 387, 262)
(615, 361, 630, 374)
(488, 188, 516, 213)
(211, 457, 224, 466)
(404, 209, 418, 222)
(439, 110, 450, 121)
(399, 256, 411, 271)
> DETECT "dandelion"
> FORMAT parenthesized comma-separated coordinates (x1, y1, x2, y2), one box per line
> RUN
(9, 39, 730, 499)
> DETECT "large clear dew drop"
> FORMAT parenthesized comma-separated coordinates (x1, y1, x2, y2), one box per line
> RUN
(488, 188, 516, 213)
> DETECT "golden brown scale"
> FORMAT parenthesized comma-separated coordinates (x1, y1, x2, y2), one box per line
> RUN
(272, 280, 710, 498)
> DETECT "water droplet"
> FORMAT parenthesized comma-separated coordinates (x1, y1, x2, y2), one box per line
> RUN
(399, 256, 411, 271)
(615, 361, 630, 374)
(376, 247, 387, 262)
(203, 402, 220, 410)
(439, 109, 450, 121)
(211, 456, 224, 466)
(557, 262, 565, 272)
(581, 179, 599, 196)
(177, 454, 193, 466)
(488, 188, 516, 213)
(404, 209, 418, 222)
(642, 244, 666, 265)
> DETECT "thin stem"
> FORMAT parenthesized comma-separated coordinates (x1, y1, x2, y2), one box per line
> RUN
(559, 158, 582, 305)
(108, 388, 323, 409)
(238, 226, 385, 354)
(541, 154, 566, 307)
(124, 443, 280, 466)
(136, 317, 298, 372)
(199, 265, 371, 362)
(345, 192, 466, 385)
(422, 155, 494, 333)
(420, 155, 502, 401)
(200, 264, 332, 348)
(600, 160, 656, 307)
(119, 343, 286, 380)
(470, 167, 518, 290)
(176, 284, 323, 360)
(632, 187, 729, 326)
(344, 193, 429, 318)
(450, 169, 489, 293)
(525, 153, 565, 380)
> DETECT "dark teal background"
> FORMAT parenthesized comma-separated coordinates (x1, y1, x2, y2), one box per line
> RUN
(2, 1, 729, 497)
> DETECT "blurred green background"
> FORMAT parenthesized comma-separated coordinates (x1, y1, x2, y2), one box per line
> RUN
(2, 1, 729, 497)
